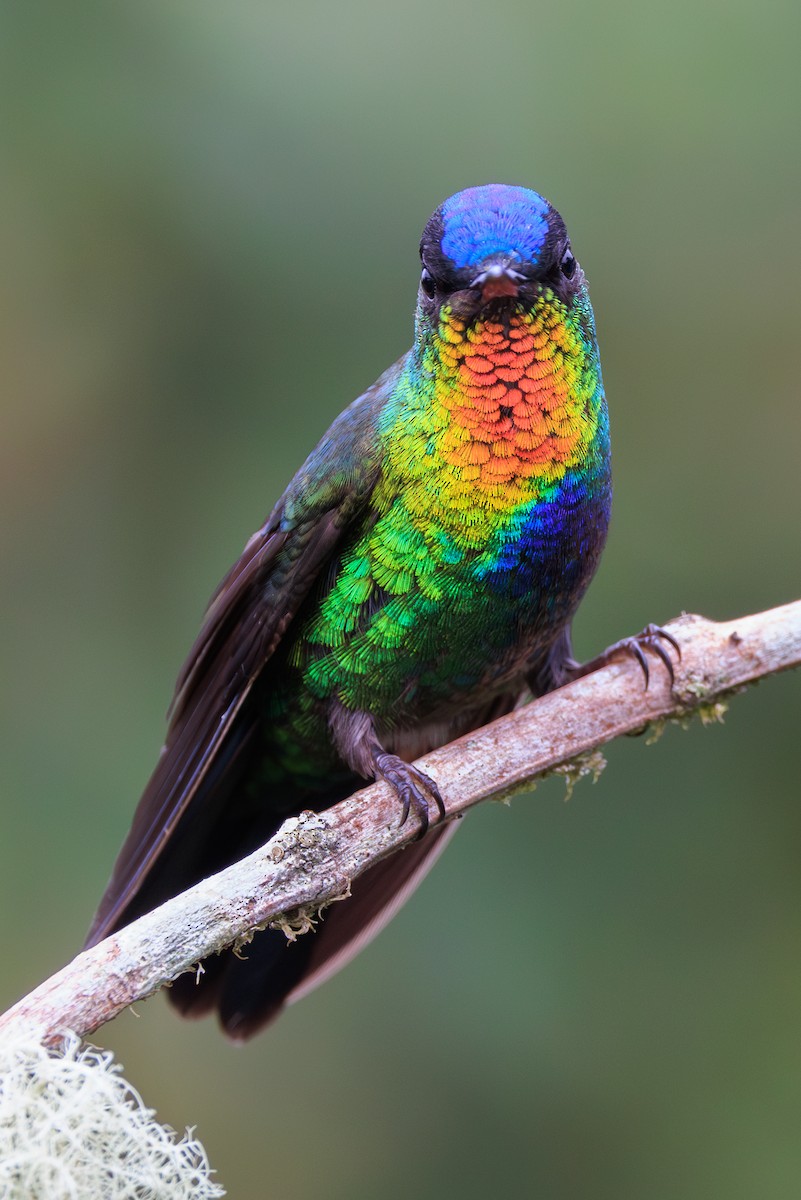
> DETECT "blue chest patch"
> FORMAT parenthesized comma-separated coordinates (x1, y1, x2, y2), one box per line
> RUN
(476, 474, 611, 605)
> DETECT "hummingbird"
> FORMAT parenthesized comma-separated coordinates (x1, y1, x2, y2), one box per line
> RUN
(85, 184, 675, 1038)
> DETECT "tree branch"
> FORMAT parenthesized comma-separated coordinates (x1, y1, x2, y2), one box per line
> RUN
(2, 601, 799, 1045)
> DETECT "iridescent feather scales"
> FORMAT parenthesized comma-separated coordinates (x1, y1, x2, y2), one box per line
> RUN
(289, 188, 609, 736)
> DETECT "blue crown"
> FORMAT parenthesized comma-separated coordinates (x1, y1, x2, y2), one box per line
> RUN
(440, 185, 551, 270)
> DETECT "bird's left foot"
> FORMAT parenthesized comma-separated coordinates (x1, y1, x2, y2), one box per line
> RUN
(566, 624, 681, 689)
(374, 753, 446, 837)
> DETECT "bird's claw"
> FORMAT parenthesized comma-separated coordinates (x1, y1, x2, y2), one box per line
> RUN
(564, 624, 680, 690)
(374, 753, 445, 838)
(605, 623, 681, 689)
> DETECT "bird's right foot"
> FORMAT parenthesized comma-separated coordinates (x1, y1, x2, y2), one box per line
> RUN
(328, 700, 446, 837)
(374, 753, 446, 837)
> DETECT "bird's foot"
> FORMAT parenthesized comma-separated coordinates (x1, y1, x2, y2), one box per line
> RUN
(327, 700, 446, 836)
(374, 752, 446, 837)
(567, 624, 681, 690)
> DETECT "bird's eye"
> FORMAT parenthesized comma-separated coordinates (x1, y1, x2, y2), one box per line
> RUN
(560, 246, 577, 280)
(420, 267, 437, 299)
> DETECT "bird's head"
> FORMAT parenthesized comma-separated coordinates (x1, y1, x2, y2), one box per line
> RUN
(416, 184, 584, 333)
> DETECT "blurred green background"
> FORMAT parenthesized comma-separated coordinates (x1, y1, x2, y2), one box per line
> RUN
(1, 0, 800, 1196)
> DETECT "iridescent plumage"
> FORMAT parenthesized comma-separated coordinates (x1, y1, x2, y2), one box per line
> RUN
(86, 185, 613, 1036)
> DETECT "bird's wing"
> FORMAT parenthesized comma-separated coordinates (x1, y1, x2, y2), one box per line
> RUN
(85, 365, 401, 947)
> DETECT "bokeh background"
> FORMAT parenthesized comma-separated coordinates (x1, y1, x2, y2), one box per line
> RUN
(1, 1, 800, 1196)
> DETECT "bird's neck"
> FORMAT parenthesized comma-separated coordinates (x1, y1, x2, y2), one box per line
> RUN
(378, 293, 608, 545)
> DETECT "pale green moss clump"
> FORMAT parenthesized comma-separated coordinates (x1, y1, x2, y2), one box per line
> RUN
(0, 1031, 224, 1199)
